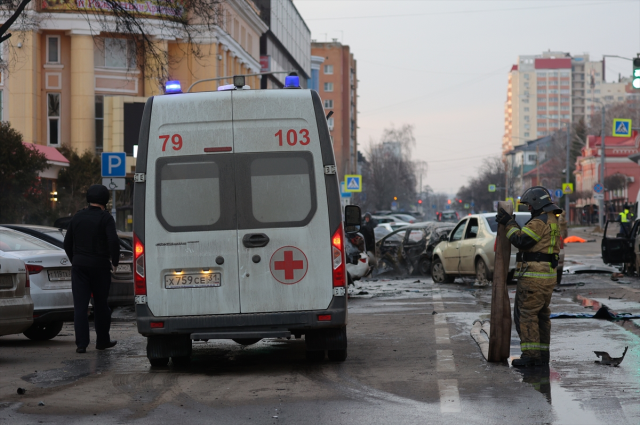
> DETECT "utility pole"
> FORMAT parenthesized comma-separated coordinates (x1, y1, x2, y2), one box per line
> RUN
(599, 105, 606, 229)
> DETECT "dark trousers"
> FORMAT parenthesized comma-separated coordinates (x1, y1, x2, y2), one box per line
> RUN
(72, 265, 112, 348)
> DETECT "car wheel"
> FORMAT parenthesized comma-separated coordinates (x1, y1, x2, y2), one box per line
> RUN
(327, 349, 347, 362)
(557, 267, 563, 285)
(431, 258, 454, 283)
(306, 350, 325, 361)
(232, 338, 262, 346)
(418, 257, 431, 276)
(23, 321, 64, 341)
(149, 357, 169, 367)
(475, 258, 489, 283)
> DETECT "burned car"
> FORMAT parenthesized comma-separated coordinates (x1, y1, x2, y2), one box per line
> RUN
(375, 222, 455, 276)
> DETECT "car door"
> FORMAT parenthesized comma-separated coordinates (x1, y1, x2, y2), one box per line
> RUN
(443, 219, 467, 273)
(601, 220, 634, 264)
(232, 89, 333, 313)
(458, 217, 479, 273)
(402, 228, 427, 273)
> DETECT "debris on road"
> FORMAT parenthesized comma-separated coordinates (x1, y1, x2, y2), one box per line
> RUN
(471, 319, 490, 361)
(564, 236, 587, 243)
(563, 264, 620, 275)
(551, 305, 640, 320)
(16, 388, 26, 395)
(594, 347, 628, 366)
(38, 401, 45, 407)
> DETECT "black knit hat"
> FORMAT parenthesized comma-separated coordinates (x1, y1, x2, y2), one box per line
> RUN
(86, 184, 110, 206)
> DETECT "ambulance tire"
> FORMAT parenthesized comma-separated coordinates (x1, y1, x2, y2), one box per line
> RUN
(233, 338, 262, 346)
(306, 350, 325, 361)
(172, 355, 191, 367)
(149, 357, 169, 367)
(328, 348, 347, 362)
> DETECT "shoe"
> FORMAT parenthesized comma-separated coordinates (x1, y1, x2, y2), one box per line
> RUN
(512, 356, 543, 367)
(76, 347, 86, 353)
(96, 340, 117, 350)
(540, 351, 550, 365)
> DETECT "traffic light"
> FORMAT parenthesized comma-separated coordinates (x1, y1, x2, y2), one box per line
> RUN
(633, 58, 640, 89)
(458, 199, 462, 203)
(447, 199, 451, 204)
(393, 196, 398, 201)
(418, 199, 422, 204)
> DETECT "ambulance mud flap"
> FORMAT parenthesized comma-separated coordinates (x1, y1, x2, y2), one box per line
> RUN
(305, 327, 347, 351)
(147, 335, 191, 360)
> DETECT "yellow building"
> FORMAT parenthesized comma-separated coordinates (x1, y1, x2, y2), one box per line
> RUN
(3, 0, 267, 176)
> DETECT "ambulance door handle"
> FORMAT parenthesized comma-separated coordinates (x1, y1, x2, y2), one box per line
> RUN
(242, 233, 270, 248)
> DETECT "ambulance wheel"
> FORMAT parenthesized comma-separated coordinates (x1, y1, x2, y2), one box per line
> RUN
(149, 357, 169, 367)
(328, 349, 347, 362)
(23, 321, 63, 341)
(306, 350, 325, 361)
(232, 338, 262, 346)
(431, 258, 454, 283)
(172, 355, 191, 367)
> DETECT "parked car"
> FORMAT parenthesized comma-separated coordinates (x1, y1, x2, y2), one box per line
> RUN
(0, 227, 74, 340)
(601, 219, 638, 273)
(389, 214, 417, 224)
(3, 224, 134, 307)
(374, 223, 394, 241)
(431, 213, 565, 284)
(436, 211, 460, 223)
(375, 222, 456, 276)
(0, 254, 34, 337)
(372, 215, 396, 224)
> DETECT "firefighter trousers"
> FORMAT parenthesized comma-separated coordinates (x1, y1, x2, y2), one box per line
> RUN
(513, 275, 556, 359)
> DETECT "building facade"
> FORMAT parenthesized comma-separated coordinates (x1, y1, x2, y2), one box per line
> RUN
(255, 0, 310, 88)
(311, 40, 358, 178)
(3, 0, 267, 172)
(502, 51, 634, 155)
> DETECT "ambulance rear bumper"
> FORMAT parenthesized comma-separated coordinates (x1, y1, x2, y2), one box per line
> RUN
(135, 296, 347, 337)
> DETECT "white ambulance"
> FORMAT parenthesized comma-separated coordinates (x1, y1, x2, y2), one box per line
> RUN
(132, 75, 360, 367)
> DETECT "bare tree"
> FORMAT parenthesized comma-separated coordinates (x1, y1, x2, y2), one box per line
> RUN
(456, 157, 506, 212)
(0, 0, 34, 44)
(587, 99, 640, 136)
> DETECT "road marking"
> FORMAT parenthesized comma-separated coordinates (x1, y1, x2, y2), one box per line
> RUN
(436, 349, 455, 372)
(432, 292, 442, 300)
(435, 327, 450, 344)
(434, 314, 447, 325)
(433, 301, 445, 310)
(438, 379, 461, 413)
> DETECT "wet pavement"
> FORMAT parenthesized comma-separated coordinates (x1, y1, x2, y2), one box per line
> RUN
(1, 227, 640, 424)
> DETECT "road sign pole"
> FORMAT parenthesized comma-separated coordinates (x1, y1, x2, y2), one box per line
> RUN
(599, 105, 606, 229)
(111, 190, 117, 221)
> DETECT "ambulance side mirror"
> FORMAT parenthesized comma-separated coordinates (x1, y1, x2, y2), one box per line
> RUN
(344, 205, 361, 232)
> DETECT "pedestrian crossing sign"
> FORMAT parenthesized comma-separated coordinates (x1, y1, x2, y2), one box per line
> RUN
(562, 183, 573, 194)
(612, 118, 632, 137)
(344, 175, 362, 192)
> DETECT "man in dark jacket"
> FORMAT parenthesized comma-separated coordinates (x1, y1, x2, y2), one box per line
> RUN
(360, 212, 378, 266)
(64, 185, 120, 353)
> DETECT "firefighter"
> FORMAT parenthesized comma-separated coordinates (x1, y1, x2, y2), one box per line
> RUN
(619, 205, 631, 235)
(496, 186, 562, 367)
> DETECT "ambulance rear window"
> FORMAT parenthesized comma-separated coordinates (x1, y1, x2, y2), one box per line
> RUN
(235, 152, 317, 229)
(156, 155, 235, 232)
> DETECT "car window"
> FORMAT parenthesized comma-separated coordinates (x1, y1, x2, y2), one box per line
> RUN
(464, 218, 479, 239)
(374, 226, 392, 241)
(43, 230, 65, 242)
(406, 229, 426, 244)
(0, 230, 57, 252)
(432, 228, 452, 244)
(450, 220, 467, 242)
(383, 230, 405, 244)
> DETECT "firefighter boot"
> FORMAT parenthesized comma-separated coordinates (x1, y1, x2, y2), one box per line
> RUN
(512, 351, 543, 368)
(540, 350, 550, 365)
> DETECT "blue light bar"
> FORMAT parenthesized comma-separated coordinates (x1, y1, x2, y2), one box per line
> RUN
(284, 75, 300, 89)
(165, 80, 182, 94)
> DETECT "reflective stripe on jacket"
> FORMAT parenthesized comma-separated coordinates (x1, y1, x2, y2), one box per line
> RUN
(505, 212, 560, 280)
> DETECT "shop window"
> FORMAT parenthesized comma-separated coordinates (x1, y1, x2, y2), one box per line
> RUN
(95, 38, 137, 69)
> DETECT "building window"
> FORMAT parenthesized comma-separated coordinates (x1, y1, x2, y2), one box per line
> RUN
(327, 117, 334, 131)
(95, 95, 104, 152)
(537, 80, 546, 86)
(324, 99, 333, 109)
(538, 105, 546, 110)
(594, 90, 600, 94)
(537, 122, 546, 128)
(95, 38, 137, 69)
(524, 91, 529, 96)
(561, 105, 570, 110)
(537, 89, 546, 94)
(524, 74, 529, 79)
(324, 65, 333, 75)
(47, 93, 60, 145)
(537, 97, 545, 103)
(523, 99, 529, 103)
(47, 35, 60, 63)
(324, 82, 333, 92)
(527, 154, 537, 162)
(524, 115, 529, 121)
(549, 97, 558, 102)
(561, 97, 570, 102)
(524, 132, 530, 137)
(524, 124, 530, 129)
(524, 107, 529, 112)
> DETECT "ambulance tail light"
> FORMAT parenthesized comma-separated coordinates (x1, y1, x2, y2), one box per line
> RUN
(331, 226, 346, 287)
(134, 233, 146, 295)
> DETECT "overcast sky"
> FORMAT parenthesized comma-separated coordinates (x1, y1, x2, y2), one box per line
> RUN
(293, 0, 640, 195)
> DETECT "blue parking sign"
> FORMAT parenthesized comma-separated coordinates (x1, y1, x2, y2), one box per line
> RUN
(101, 152, 126, 177)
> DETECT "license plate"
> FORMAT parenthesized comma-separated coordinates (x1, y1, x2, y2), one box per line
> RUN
(165, 272, 221, 289)
(116, 264, 131, 273)
(48, 269, 71, 281)
(0, 275, 13, 289)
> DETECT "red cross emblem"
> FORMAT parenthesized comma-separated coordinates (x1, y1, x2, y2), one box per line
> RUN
(269, 246, 308, 285)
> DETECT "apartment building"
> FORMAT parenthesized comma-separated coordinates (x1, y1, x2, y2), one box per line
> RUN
(502, 51, 633, 155)
(311, 40, 358, 178)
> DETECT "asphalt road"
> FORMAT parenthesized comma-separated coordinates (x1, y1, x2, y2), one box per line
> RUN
(1, 226, 639, 424)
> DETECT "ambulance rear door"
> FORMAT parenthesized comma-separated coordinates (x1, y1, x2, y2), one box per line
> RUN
(144, 92, 241, 317)
(232, 89, 334, 313)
